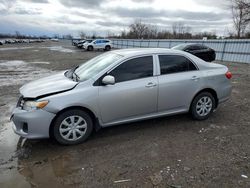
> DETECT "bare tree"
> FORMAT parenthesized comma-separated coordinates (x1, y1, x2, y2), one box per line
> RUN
(79, 31, 86, 39)
(172, 22, 192, 39)
(91, 31, 97, 39)
(15, 31, 21, 39)
(63, 34, 73, 39)
(230, 0, 250, 38)
(144, 24, 158, 39)
(128, 20, 149, 39)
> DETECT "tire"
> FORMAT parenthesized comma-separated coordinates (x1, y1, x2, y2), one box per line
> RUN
(87, 45, 93, 51)
(190, 92, 215, 120)
(53, 109, 93, 145)
(105, 45, 111, 51)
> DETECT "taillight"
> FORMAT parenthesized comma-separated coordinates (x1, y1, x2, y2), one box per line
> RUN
(225, 71, 232, 79)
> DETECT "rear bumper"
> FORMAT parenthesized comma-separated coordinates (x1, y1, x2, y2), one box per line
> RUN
(11, 108, 56, 139)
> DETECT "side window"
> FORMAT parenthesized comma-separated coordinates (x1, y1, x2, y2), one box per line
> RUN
(110, 56, 153, 83)
(159, 55, 197, 75)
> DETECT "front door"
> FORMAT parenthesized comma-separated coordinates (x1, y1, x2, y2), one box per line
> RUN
(98, 56, 158, 124)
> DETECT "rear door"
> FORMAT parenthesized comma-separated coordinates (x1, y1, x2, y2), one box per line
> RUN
(157, 54, 202, 112)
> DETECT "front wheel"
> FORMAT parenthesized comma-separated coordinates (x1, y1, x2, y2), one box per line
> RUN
(53, 109, 93, 145)
(190, 92, 215, 120)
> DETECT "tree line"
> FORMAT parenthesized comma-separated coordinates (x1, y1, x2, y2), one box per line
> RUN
(112, 20, 218, 39)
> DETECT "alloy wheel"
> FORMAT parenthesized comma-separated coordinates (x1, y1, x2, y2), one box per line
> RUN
(59, 115, 87, 141)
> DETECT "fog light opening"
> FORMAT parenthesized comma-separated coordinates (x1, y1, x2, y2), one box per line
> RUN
(23, 123, 28, 133)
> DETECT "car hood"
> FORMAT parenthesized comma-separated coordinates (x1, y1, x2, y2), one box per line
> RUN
(20, 71, 78, 98)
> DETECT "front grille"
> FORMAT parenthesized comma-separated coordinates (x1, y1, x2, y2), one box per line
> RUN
(16, 96, 24, 107)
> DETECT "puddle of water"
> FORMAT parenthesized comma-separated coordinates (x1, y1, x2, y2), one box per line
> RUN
(0, 60, 58, 187)
(0, 123, 32, 188)
(46, 46, 74, 53)
(0, 60, 53, 87)
(0, 47, 33, 51)
(29, 61, 50, 65)
(0, 100, 16, 128)
(0, 59, 95, 187)
(0, 46, 75, 53)
(0, 60, 26, 66)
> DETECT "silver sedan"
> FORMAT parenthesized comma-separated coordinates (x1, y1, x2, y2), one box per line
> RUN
(11, 48, 232, 145)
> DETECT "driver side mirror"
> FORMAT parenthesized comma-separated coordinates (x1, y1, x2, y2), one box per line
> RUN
(102, 75, 115, 85)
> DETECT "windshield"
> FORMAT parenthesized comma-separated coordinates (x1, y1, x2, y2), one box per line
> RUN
(74, 52, 123, 81)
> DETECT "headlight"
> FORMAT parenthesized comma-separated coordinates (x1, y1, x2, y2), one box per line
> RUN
(23, 100, 49, 111)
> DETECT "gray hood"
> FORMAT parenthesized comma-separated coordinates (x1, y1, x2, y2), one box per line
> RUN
(20, 71, 78, 98)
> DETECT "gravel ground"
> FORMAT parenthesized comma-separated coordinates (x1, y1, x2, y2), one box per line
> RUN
(0, 40, 249, 188)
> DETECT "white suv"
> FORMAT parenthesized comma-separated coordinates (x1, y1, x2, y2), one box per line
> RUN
(83, 39, 112, 51)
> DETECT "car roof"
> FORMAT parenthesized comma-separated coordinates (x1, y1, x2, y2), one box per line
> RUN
(112, 48, 188, 57)
(111, 48, 219, 70)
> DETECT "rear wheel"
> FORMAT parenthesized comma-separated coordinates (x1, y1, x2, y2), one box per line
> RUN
(190, 92, 215, 120)
(87, 45, 93, 51)
(53, 109, 93, 145)
(105, 45, 111, 51)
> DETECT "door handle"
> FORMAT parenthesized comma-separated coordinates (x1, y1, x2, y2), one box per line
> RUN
(145, 82, 157, 88)
(191, 76, 200, 81)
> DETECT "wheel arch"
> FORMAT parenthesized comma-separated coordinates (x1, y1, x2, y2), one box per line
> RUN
(189, 88, 218, 111)
(49, 106, 100, 138)
(87, 45, 93, 51)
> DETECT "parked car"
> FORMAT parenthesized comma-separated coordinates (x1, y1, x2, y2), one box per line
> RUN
(82, 39, 112, 51)
(5, 39, 15, 44)
(72, 40, 81, 46)
(51, 38, 59, 42)
(77, 39, 93, 49)
(0, 40, 3, 45)
(172, 43, 216, 62)
(11, 48, 232, 145)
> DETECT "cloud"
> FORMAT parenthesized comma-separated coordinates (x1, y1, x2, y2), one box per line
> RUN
(95, 21, 128, 27)
(0, 0, 16, 9)
(14, 7, 42, 15)
(73, 11, 102, 19)
(131, 0, 155, 2)
(0, 0, 233, 36)
(58, 0, 106, 8)
(193, 0, 229, 9)
(109, 7, 230, 21)
(55, 16, 86, 25)
(24, 0, 49, 3)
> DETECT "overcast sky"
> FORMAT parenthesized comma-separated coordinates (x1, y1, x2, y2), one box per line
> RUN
(0, 0, 232, 37)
